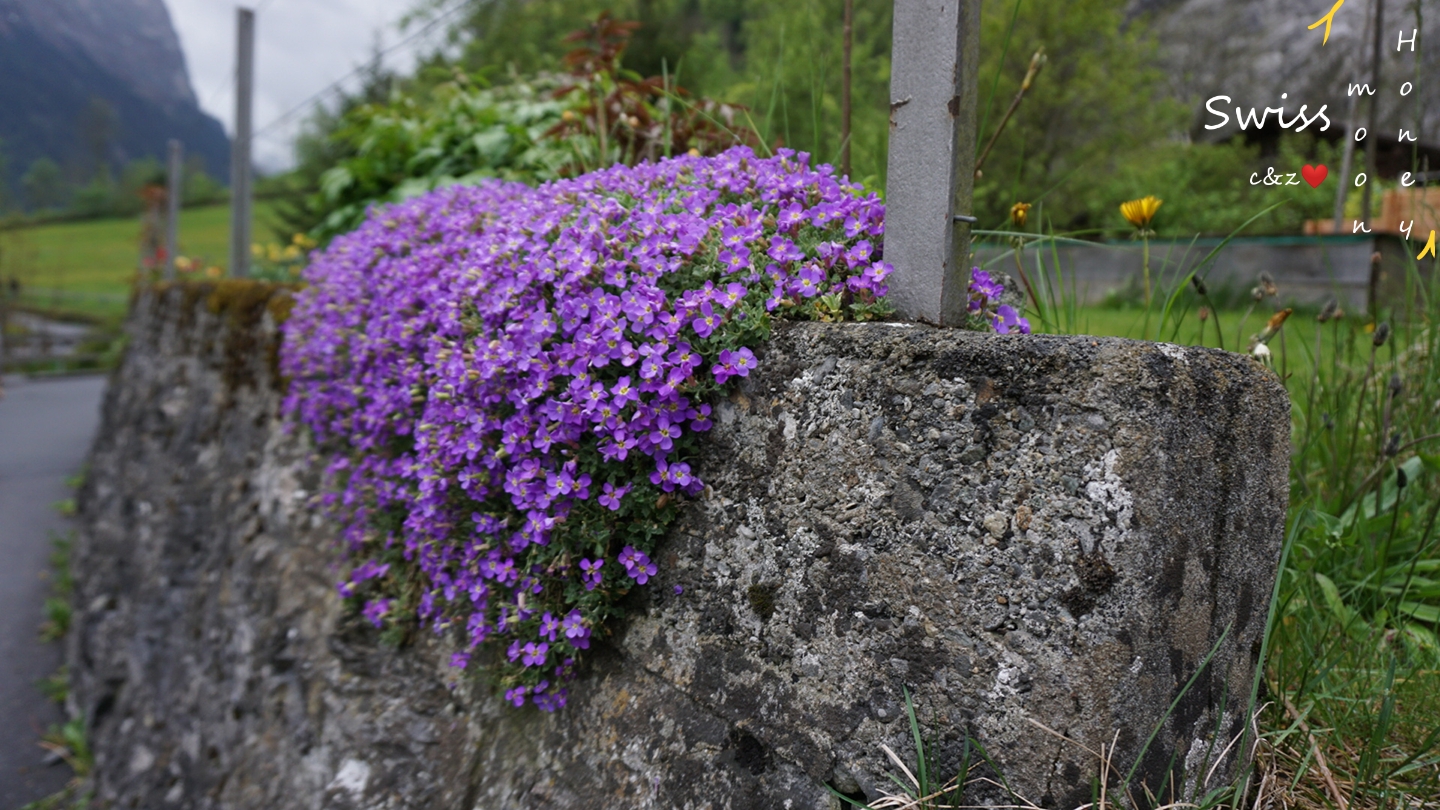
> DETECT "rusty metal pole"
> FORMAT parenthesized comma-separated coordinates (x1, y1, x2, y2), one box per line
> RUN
(885, 0, 981, 326)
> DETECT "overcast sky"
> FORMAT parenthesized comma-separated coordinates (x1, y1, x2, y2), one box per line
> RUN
(167, 0, 455, 172)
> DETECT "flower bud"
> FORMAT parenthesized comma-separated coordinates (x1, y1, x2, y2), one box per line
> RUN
(1009, 202, 1031, 229)
(1258, 271, 1278, 298)
(1373, 322, 1391, 347)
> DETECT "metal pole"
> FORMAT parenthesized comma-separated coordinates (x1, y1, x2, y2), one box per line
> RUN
(230, 6, 255, 279)
(884, 0, 980, 326)
(841, 0, 853, 179)
(1360, 0, 1383, 227)
(165, 140, 183, 280)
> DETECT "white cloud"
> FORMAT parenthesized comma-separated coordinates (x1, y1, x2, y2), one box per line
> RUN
(167, 0, 452, 172)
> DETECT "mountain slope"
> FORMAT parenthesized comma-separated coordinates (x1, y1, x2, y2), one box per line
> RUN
(0, 0, 229, 202)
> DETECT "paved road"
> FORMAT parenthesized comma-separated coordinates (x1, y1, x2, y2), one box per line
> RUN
(0, 374, 107, 808)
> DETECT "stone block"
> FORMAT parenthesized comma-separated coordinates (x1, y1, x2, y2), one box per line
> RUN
(69, 286, 1289, 808)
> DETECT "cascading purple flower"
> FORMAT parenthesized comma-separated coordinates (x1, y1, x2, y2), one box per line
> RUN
(282, 146, 891, 710)
(968, 267, 1032, 335)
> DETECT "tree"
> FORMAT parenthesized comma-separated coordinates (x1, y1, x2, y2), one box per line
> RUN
(0, 137, 10, 212)
(79, 96, 119, 182)
(21, 158, 66, 211)
(969, 0, 1183, 230)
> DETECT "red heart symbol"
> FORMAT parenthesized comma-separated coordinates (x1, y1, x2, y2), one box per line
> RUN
(1302, 164, 1328, 188)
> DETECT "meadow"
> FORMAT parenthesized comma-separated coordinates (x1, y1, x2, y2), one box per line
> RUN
(0, 204, 277, 323)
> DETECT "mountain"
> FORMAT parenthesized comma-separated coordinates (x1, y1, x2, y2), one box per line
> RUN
(0, 0, 229, 204)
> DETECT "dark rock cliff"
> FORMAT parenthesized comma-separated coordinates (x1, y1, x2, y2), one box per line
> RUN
(0, 0, 229, 194)
(68, 284, 1291, 809)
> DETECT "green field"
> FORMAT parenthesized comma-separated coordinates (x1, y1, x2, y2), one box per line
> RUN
(0, 204, 279, 322)
(0, 207, 1369, 383)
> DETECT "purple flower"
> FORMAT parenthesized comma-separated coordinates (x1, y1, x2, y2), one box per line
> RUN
(969, 268, 1005, 308)
(768, 236, 804, 264)
(362, 598, 391, 628)
(621, 549, 658, 585)
(648, 459, 694, 492)
(691, 302, 721, 338)
(712, 347, 757, 385)
(794, 263, 826, 298)
(597, 482, 630, 511)
(562, 610, 591, 649)
(539, 612, 562, 642)
(992, 304, 1033, 335)
(617, 545, 641, 571)
(579, 557, 605, 591)
(718, 282, 747, 309)
(520, 641, 549, 667)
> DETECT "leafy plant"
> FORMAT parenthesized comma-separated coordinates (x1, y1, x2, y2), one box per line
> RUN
(543, 11, 764, 175)
(828, 688, 983, 809)
(39, 531, 74, 642)
(281, 75, 575, 243)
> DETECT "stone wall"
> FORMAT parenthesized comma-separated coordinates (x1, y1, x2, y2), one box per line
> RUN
(68, 284, 1291, 809)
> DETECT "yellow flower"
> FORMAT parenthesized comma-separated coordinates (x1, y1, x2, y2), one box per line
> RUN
(1009, 202, 1032, 229)
(1120, 195, 1163, 229)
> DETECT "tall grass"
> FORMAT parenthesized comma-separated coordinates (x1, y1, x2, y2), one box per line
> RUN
(1264, 248, 1440, 809)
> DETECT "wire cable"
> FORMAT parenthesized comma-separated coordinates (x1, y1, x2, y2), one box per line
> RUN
(251, 0, 469, 140)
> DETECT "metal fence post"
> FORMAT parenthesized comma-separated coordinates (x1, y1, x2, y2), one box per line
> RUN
(166, 140, 183, 281)
(884, 0, 981, 326)
(230, 7, 255, 279)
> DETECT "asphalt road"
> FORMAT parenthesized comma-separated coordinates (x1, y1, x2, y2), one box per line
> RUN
(0, 373, 107, 808)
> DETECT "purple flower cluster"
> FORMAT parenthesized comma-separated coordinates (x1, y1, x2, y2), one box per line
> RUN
(968, 268, 1032, 335)
(282, 146, 890, 710)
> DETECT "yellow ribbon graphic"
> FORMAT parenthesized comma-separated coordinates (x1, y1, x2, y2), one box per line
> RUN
(1309, 0, 1347, 45)
(1420, 230, 1438, 261)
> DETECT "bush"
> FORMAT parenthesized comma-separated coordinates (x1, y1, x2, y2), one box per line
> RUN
(282, 146, 892, 708)
(287, 76, 574, 244)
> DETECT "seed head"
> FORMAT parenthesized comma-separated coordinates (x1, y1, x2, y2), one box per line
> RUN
(1318, 298, 1339, 323)
(1258, 271, 1278, 298)
(1373, 322, 1391, 347)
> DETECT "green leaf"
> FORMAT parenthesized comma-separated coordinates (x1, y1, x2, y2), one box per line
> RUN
(1315, 572, 1354, 624)
(473, 128, 513, 165)
(319, 166, 355, 202)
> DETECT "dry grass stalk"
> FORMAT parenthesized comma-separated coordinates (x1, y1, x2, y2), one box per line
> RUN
(1281, 695, 1348, 810)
